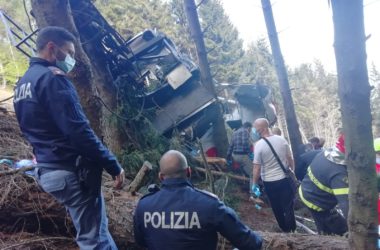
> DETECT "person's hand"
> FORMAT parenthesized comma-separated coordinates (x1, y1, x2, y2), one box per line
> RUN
(251, 184, 261, 197)
(114, 168, 125, 189)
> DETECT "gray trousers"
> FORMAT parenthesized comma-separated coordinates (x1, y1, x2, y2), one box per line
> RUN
(232, 153, 253, 194)
(36, 168, 117, 250)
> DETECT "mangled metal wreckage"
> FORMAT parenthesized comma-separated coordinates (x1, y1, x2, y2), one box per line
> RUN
(0, 2, 276, 156)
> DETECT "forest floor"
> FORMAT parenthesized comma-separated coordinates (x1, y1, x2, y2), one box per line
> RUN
(0, 106, 348, 249)
(0, 88, 14, 112)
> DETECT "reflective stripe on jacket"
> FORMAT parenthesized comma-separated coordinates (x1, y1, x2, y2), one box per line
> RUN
(299, 151, 349, 218)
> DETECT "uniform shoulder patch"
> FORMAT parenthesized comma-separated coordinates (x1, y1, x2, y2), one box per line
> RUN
(194, 188, 219, 200)
(140, 184, 160, 200)
(47, 66, 66, 76)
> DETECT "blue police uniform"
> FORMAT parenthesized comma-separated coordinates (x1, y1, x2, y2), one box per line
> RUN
(134, 178, 262, 250)
(14, 57, 122, 249)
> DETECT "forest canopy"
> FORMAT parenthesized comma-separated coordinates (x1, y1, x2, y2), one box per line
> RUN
(0, 0, 379, 144)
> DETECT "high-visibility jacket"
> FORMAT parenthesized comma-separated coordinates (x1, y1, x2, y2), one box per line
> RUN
(299, 150, 348, 218)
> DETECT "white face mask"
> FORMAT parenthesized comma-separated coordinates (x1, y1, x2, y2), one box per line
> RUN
(251, 127, 261, 141)
(56, 53, 76, 73)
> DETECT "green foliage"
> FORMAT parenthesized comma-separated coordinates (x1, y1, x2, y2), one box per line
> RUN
(113, 76, 169, 175)
(168, 0, 195, 56)
(0, 44, 28, 86)
(238, 39, 277, 86)
(0, 0, 346, 160)
(119, 148, 162, 177)
(289, 61, 341, 146)
(370, 63, 380, 137)
(118, 122, 167, 176)
(198, 0, 244, 83)
(216, 178, 240, 210)
(0, 0, 31, 86)
(169, 0, 245, 83)
(0, 0, 32, 32)
(95, 0, 182, 45)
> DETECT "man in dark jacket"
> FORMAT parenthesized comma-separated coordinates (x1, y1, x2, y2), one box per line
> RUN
(13, 26, 125, 249)
(227, 122, 253, 194)
(299, 134, 348, 235)
(295, 137, 326, 181)
(134, 150, 262, 250)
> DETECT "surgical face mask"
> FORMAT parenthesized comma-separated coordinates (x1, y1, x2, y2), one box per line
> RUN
(56, 53, 76, 73)
(251, 127, 261, 141)
(54, 45, 76, 73)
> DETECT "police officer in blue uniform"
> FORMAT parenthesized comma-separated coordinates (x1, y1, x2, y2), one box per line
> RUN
(13, 26, 125, 249)
(134, 150, 262, 250)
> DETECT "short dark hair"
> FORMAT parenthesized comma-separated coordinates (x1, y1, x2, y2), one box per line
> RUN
(243, 122, 252, 129)
(36, 26, 76, 51)
(308, 137, 320, 145)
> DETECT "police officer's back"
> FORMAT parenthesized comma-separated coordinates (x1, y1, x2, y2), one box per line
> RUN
(134, 150, 262, 250)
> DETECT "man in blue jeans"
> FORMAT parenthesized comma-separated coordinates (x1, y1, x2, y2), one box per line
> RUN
(14, 26, 125, 249)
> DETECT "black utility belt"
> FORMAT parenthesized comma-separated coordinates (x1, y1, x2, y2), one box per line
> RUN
(36, 162, 77, 176)
(37, 160, 103, 196)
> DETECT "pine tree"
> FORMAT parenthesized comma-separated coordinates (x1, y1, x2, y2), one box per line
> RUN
(370, 63, 380, 136)
(238, 39, 277, 85)
(95, 0, 191, 51)
(290, 62, 340, 146)
(197, 0, 244, 83)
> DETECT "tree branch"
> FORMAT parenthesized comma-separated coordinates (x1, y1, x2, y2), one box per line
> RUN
(0, 166, 35, 177)
(196, 0, 206, 9)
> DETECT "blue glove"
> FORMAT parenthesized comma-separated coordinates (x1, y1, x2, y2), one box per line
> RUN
(251, 184, 261, 197)
(227, 160, 233, 169)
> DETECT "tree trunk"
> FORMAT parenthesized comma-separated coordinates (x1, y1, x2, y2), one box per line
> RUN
(30, 0, 102, 136)
(30, 0, 125, 153)
(183, 0, 229, 158)
(261, 0, 303, 162)
(127, 161, 153, 194)
(331, 1, 377, 249)
(102, 178, 140, 249)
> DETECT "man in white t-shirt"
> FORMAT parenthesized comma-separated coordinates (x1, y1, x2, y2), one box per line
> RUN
(251, 118, 296, 232)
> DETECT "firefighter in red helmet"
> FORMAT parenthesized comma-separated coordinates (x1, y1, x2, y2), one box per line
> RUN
(299, 133, 348, 235)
